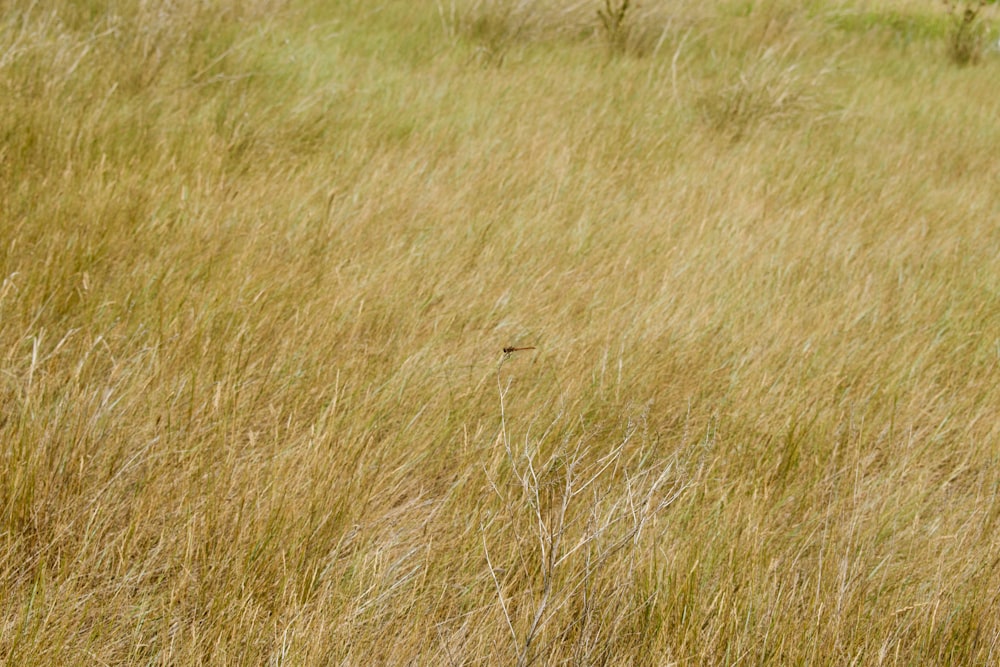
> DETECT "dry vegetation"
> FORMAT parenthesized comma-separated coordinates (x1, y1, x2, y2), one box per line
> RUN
(2, 0, 1000, 664)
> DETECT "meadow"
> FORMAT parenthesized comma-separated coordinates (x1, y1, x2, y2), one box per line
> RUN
(2, 0, 999, 663)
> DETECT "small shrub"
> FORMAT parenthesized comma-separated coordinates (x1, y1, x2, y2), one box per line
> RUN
(482, 371, 694, 665)
(597, 0, 633, 56)
(942, 0, 990, 65)
(594, 0, 674, 58)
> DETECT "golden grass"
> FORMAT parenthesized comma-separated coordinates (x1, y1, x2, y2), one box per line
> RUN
(2, 0, 999, 663)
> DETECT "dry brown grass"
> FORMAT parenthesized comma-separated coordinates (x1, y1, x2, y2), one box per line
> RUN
(2, 0, 999, 664)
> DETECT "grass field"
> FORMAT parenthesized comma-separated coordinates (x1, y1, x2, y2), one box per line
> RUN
(2, 0, 999, 663)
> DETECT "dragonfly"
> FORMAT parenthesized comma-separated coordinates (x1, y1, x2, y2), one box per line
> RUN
(502, 346, 536, 354)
